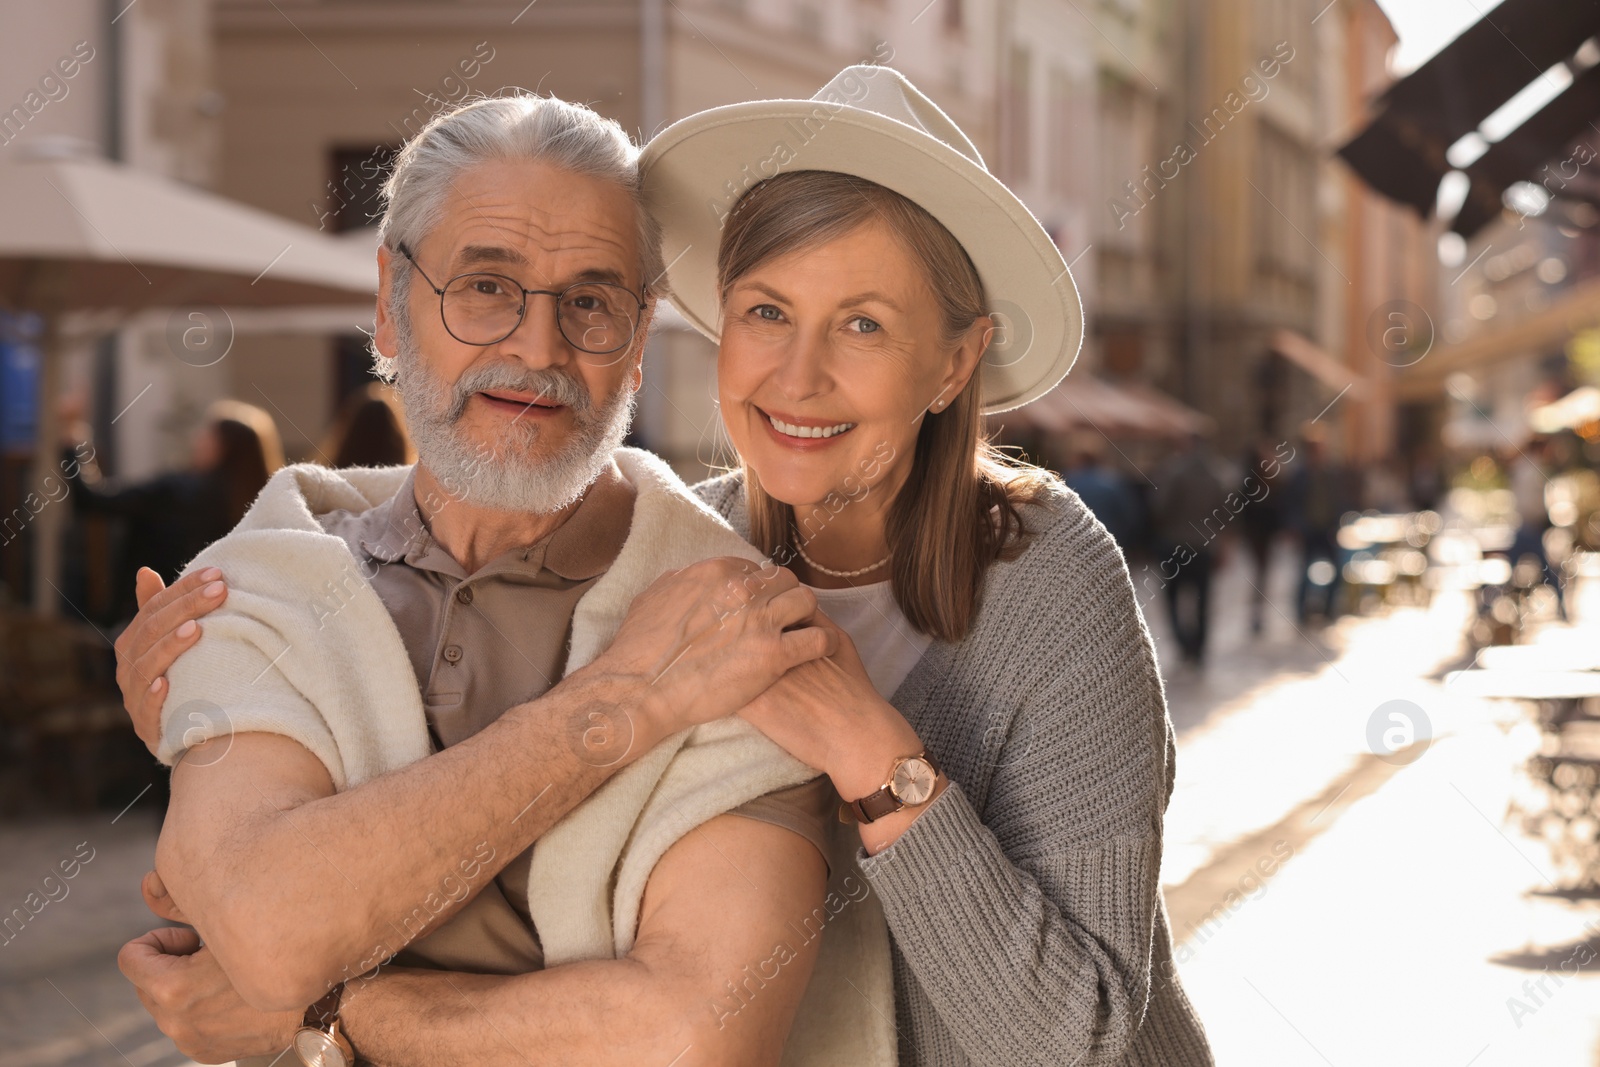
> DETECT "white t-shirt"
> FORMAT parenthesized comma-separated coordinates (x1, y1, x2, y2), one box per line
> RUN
(806, 580, 934, 700)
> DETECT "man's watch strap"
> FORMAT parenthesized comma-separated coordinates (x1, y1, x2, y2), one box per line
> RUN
(294, 982, 357, 1067)
(303, 984, 344, 1030)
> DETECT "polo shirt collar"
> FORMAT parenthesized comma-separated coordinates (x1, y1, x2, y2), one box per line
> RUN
(355, 466, 430, 565)
(351, 461, 633, 582)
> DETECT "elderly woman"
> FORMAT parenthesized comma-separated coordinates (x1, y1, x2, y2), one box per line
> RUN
(112, 69, 1209, 1066)
(637, 66, 1213, 1066)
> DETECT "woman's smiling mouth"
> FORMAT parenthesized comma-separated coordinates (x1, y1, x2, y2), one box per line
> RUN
(761, 408, 857, 440)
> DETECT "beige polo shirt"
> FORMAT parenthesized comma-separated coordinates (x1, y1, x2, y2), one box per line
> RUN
(317, 461, 835, 974)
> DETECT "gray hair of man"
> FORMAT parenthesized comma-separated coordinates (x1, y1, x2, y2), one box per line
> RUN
(369, 93, 665, 382)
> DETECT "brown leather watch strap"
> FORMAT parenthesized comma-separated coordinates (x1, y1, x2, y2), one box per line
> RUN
(845, 751, 940, 824)
(303, 984, 345, 1031)
(848, 786, 903, 825)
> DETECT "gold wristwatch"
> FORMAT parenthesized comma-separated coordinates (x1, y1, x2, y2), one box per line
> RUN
(843, 751, 941, 824)
(293, 984, 355, 1067)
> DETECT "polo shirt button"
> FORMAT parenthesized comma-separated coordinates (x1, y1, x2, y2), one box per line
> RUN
(456, 585, 474, 605)
(443, 644, 463, 664)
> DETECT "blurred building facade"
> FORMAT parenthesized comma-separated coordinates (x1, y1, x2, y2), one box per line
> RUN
(4, 0, 1441, 506)
(203, 0, 1099, 478)
(1098, 0, 1433, 467)
(1318, 0, 1438, 470)
(1333, 1, 1600, 478)
(0, 0, 233, 603)
(1400, 141, 1600, 459)
(997, 0, 1435, 476)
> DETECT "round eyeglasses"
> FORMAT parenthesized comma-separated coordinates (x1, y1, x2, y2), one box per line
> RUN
(396, 243, 647, 359)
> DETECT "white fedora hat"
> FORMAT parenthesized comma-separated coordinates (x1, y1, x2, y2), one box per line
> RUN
(638, 64, 1082, 415)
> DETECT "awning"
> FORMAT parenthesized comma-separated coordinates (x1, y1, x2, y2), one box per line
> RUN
(1001, 375, 1213, 440)
(1269, 329, 1371, 399)
(0, 148, 377, 310)
(1336, 0, 1600, 237)
(1453, 60, 1600, 234)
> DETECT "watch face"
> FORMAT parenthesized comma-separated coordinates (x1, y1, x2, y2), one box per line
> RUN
(294, 1028, 350, 1067)
(891, 757, 936, 806)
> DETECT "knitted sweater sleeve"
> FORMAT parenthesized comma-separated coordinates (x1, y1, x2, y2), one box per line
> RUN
(857, 510, 1172, 1066)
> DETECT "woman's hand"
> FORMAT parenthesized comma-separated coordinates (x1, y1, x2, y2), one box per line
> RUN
(117, 926, 300, 1063)
(737, 611, 940, 853)
(112, 566, 228, 754)
(734, 610, 898, 774)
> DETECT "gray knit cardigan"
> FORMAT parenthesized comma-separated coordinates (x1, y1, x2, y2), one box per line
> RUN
(693, 472, 1214, 1067)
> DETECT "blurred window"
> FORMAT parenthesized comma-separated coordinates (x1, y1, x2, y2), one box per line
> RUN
(1098, 74, 1143, 249)
(1254, 121, 1315, 310)
(324, 145, 398, 234)
(1002, 45, 1032, 185)
(1047, 65, 1086, 201)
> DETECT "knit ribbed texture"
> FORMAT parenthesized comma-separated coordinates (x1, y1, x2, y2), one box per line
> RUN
(694, 473, 1214, 1067)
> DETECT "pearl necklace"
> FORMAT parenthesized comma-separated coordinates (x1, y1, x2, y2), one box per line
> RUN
(791, 530, 892, 579)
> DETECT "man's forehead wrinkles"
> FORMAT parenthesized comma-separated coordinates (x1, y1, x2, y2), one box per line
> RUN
(448, 220, 632, 260)
(441, 187, 632, 241)
(437, 229, 634, 284)
(449, 211, 629, 246)
(442, 204, 631, 251)
(430, 168, 640, 286)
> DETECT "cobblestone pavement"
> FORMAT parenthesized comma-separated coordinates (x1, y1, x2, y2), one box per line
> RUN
(0, 803, 207, 1067)
(1149, 538, 1600, 1065)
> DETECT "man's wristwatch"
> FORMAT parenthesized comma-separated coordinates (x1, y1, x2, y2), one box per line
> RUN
(293, 984, 356, 1067)
(843, 751, 941, 824)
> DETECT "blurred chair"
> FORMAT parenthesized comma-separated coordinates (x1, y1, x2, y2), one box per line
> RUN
(0, 609, 127, 813)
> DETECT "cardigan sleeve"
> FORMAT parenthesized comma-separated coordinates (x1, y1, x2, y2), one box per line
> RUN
(156, 524, 433, 791)
(159, 578, 344, 785)
(857, 535, 1172, 1066)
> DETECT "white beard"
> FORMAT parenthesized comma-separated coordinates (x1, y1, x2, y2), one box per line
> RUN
(387, 294, 637, 515)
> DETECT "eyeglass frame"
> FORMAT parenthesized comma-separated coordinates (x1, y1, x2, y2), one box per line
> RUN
(393, 242, 649, 357)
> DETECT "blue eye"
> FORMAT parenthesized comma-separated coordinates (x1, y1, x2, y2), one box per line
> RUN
(753, 304, 783, 321)
(850, 316, 881, 334)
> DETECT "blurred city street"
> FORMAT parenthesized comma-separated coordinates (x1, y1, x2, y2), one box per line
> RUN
(6, 0, 1600, 1062)
(0, 807, 193, 1067)
(9, 534, 1600, 1065)
(1150, 538, 1600, 1065)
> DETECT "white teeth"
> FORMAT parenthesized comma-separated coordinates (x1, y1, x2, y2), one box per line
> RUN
(767, 414, 856, 439)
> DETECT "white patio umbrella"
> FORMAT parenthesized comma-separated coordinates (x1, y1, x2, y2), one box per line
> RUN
(0, 140, 378, 615)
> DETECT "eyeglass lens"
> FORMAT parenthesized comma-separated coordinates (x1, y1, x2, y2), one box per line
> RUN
(441, 274, 637, 354)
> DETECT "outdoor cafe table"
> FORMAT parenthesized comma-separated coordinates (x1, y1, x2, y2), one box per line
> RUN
(1446, 667, 1600, 883)
(1442, 670, 1600, 703)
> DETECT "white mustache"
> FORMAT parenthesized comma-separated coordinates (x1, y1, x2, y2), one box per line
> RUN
(446, 365, 591, 421)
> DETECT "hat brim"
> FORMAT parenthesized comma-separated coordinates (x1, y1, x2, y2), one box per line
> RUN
(639, 99, 1082, 414)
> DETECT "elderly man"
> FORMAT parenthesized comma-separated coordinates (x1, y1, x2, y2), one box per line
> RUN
(113, 95, 863, 1067)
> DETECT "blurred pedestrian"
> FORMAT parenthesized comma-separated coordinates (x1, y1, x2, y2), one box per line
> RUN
(320, 382, 414, 469)
(1150, 432, 1230, 665)
(1062, 433, 1138, 550)
(1508, 435, 1565, 619)
(67, 399, 283, 621)
(1284, 424, 1349, 625)
(1239, 436, 1288, 635)
(1363, 458, 1410, 513)
(1409, 442, 1443, 513)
